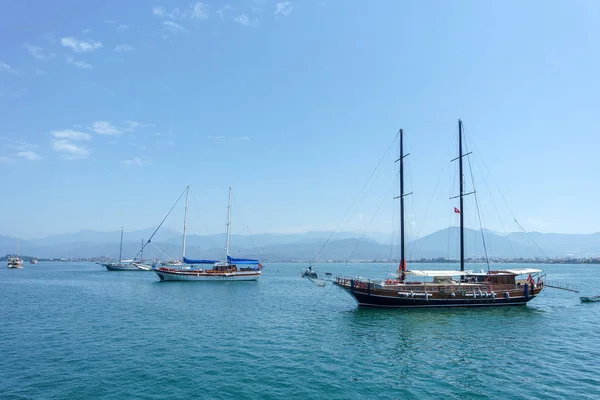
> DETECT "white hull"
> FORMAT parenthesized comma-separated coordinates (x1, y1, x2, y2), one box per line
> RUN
(7, 258, 23, 268)
(131, 262, 153, 271)
(153, 268, 261, 281)
(100, 262, 143, 271)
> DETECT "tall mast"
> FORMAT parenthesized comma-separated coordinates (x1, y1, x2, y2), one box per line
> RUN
(225, 186, 232, 263)
(400, 129, 406, 275)
(182, 185, 190, 260)
(395, 129, 411, 280)
(141, 238, 144, 262)
(458, 119, 465, 272)
(119, 227, 123, 266)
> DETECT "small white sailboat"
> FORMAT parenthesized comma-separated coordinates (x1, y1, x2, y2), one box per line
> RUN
(99, 228, 143, 271)
(132, 238, 153, 270)
(7, 257, 23, 269)
(7, 241, 23, 269)
(151, 186, 263, 282)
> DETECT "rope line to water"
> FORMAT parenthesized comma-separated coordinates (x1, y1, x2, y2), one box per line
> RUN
(310, 132, 399, 265)
(312, 180, 394, 309)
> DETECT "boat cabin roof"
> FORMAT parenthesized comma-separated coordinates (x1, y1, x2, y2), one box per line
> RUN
(403, 268, 542, 277)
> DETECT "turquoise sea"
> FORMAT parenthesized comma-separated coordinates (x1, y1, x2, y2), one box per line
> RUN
(1, 262, 599, 399)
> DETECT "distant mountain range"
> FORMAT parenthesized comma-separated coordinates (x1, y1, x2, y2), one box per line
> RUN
(2, 228, 600, 261)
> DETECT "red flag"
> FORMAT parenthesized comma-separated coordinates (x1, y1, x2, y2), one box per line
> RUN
(454, 207, 461, 214)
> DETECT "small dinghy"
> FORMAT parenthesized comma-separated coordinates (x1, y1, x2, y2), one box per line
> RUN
(302, 266, 327, 287)
(580, 295, 600, 303)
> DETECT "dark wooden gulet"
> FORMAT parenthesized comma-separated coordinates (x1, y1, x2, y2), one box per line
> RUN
(334, 120, 545, 308)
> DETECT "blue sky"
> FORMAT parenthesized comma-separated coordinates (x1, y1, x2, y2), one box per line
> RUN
(1, 0, 599, 239)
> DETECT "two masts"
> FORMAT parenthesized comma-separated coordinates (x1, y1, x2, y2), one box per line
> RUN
(334, 120, 545, 307)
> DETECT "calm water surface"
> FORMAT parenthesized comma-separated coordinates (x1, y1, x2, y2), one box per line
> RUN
(1, 262, 599, 399)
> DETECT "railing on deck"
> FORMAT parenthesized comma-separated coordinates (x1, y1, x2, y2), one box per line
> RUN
(335, 276, 545, 295)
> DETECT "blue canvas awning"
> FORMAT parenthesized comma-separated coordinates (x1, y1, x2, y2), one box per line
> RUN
(183, 257, 218, 265)
(227, 255, 260, 265)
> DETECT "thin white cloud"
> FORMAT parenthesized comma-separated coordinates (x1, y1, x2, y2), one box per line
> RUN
(117, 24, 130, 31)
(234, 14, 258, 27)
(114, 44, 134, 52)
(52, 140, 90, 160)
(104, 19, 116, 24)
(35, 69, 46, 76)
(3, 138, 39, 151)
(16, 151, 42, 161)
(66, 57, 92, 69)
(233, 136, 251, 141)
(163, 20, 188, 33)
(41, 33, 56, 43)
(122, 157, 151, 166)
(0, 62, 18, 74)
(50, 129, 92, 141)
(0, 156, 10, 164)
(125, 120, 154, 129)
(24, 44, 55, 61)
(167, 8, 188, 19)
(208, 135, 226, 139)
(216, 5, 233, 19)
(275, 1, 293, 16)
(192, 2, 209, 20)
(61, 37, 103, 53)
(152, 6, 165, 16)
(91, 121, 122, 135)
(82, 28, 92, 34)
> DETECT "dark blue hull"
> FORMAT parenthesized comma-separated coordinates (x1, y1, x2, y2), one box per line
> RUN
(336, 284, 540, 308)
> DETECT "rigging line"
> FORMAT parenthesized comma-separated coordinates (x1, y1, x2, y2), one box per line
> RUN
(460, 132, 519, 222)
(409, 138, 455, 256)
(149, 242, 178, 261)
(345, 178, 396, 266)
(462, 129, 544, 260)
(387, 171, 399, 264)
(465, 137, 490, 271)
(513, 218, 551, 261)
(475, 153, 516, 257)
(131, 187, 187, 261)
(188, 189, 218, 251)
(230, 190, 258, 251)
(310, 131, 399, 264)
(312, 179, 395, 309)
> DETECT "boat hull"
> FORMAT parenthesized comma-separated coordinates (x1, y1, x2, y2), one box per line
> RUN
(334, 281, 543, 308)
(101, 263, 143, 271)
(153, 268, 261, 281)
(7, 258, 23, 268)
(131, 262, 153, 271)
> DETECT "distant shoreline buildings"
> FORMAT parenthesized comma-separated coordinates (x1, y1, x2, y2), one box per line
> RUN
(4, 254, 600, 265)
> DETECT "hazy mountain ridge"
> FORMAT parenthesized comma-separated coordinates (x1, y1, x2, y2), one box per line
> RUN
(2, 228, 600, 260)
